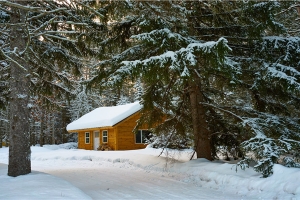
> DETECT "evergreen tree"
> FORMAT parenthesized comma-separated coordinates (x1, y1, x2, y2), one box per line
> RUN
(1, 0, 299, 178)
(134, 78, 144, 102)
(0, 0, 107, 176)
(92, 1, 300, 177)
(69, 85, 94, 121)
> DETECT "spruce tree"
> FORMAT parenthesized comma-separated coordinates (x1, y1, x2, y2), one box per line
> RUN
(0, 0, 108, 176)
(92, 1, 300, 177)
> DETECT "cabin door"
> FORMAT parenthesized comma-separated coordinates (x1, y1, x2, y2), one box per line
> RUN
(94, 131, 100, 150)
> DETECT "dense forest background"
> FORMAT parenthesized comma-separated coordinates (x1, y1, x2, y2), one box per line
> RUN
(0, 1, 299, 177)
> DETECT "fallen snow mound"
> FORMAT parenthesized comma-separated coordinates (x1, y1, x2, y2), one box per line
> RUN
(0, 144, 299, 199)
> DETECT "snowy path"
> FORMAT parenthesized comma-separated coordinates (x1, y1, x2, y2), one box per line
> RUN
(43, 167, 242, 199)
(0, 164, 91, 199)
(1, 145, 299, 199)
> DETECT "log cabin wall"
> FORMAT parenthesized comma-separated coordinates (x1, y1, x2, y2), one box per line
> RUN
(98, 128, 116, 150)
(74, 111, 150, 151)
(115, 112, 147, 150)
(78, 131, 93, 150)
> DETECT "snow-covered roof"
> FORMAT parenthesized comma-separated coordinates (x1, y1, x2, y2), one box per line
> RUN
(67, 102, 142, 131)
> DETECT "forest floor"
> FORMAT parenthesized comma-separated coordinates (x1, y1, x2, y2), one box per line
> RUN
(0, 143, 299, 199)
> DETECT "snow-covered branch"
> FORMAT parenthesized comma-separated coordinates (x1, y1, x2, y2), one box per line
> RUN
(34, 31, 81, 37)
(27, 8, 67, 21)
(31, 16, 58, 34)
(275, 4, 300, 16)
(43, 34, 77, 43)
(0, 1, 40, 11)
(200, 102, 244, 122)
(77, 2, 104, 18)
(0, 49, 27, 72)
(52, 21, 89, 26)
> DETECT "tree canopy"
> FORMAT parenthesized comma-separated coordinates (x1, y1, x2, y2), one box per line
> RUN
(1, 0, 299, 178)
(90, 1, 300, 177)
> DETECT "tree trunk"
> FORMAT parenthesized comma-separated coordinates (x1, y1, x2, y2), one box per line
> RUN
(4, 107, 9, 147)
(8, 1, 31, 177)
(40, 112, 44, 147)
(52, 113, 55, 144)
(0, 119, 3, 148)
(188, 78, 212, 160)
(30, 133, 35, 146)
(62, 108, 66, 143)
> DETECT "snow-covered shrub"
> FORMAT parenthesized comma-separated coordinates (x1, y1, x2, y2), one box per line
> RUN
(66, 133, 78, 143)
(282, 157, 300, 168)
(62, 142, 78, 149)
(147, 131, 193, 150)
(43, 142, 78, 150)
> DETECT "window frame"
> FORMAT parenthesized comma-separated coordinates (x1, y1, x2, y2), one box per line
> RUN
(94, 131, 99, 138)
(85, 132, 90, 144)
(102, 130, 108, 143)
(135, 130, 151, 144)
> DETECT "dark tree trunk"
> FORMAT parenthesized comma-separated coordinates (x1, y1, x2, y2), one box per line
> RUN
(61, 108, 66, 143)
(40, 112, 44, 147)
(189, 77, 212, 160)
(0, 120, 3, 148)
(51, 113, 56, 144)
(30, 133, 36, 146)
(8, 1, 31, 177)
(253, 91, 266, 112)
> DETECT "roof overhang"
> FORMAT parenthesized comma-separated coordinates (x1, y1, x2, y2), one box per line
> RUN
(66, 102, 142, 132)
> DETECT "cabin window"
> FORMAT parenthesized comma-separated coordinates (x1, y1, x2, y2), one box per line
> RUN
(135, 130, 151, 144)
(85, 132, 90, 144)
(94, 131, 99, 138)
(102, 130, 108, 143)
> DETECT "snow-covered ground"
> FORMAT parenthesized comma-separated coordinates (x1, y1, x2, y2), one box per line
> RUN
(0, 143, 299, 199)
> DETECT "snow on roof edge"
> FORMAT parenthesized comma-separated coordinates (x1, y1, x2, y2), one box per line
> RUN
(66, 102, 142, 131)
(112, 110, 140, 127)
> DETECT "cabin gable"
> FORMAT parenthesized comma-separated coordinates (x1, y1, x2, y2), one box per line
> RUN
(114, 112, 148, 150)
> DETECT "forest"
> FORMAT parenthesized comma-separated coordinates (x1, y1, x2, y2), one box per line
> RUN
(0, 1, 300, 177)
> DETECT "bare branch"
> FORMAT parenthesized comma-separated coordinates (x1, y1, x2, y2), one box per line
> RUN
(0, 1, 41, 11)
(27, 8, 67, 21)
(77, 2, 104, 18)
(275, 4, 300, 16)
(0, 5, 12, 14)
(53, 21, 89, 26)
(43, 34, 77, 43)
(200, 102, 244, 122)
(19, 14, 31, 56)
(35, 31, 81, 36)
(0, 49, 27, 72)
(0, 30, 9, 36)
(32, 16, 58, 34)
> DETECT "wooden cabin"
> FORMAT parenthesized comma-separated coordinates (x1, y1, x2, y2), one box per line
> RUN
(66, 102, 151, 151)
(1, 141, 8, 147)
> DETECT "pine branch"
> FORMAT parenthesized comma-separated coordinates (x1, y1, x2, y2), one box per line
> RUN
(53, 21, 89, 26)
(19, 18, 31, 56)
(27, 8, 67, 21)
(0, 5, 12, 14)
(34, 31, 81, 37)
(77, 2, 104, 18)
(32, 16, 58, 34)
(200, 102, 244, 122)
(275, 4, 300, 16)
(43, 34, 77, 43)
(0, 49, 27, 72)
(0, 1, 41, 11)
